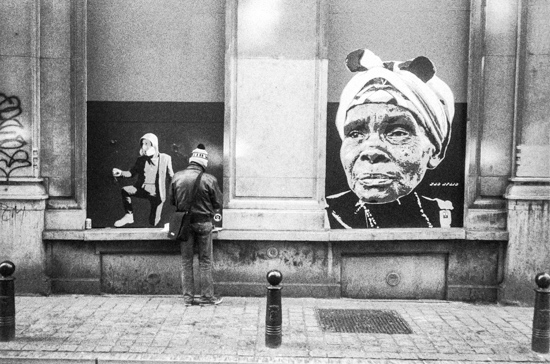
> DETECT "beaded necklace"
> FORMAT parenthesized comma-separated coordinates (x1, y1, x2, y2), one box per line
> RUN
(354, 192, 433, 228)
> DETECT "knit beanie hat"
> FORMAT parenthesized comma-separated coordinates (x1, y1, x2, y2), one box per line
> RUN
(189, 143, 208, 168)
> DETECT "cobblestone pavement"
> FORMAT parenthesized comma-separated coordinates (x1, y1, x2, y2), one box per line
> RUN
(0, 295, 549, 363)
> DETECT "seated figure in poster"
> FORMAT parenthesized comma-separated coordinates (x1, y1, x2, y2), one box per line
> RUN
(326, 49, 455, 229)
(112, 133, 174, 227)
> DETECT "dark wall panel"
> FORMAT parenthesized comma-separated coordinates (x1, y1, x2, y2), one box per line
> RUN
(87, 101, 224, 228)
(326, 102, 467, 228)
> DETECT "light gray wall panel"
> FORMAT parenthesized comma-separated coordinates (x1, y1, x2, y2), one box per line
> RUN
(87, 0, 225, 102)
(327, 0, 470, 103)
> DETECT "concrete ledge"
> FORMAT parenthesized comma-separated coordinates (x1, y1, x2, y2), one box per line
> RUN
(0, 178, 48, 200)
(465, 229, 509, 241)
(217, 229, 329, 241)
(43, 227, 508, 242)
(505, 182, 550, 200)
(328, 228, 465, 241)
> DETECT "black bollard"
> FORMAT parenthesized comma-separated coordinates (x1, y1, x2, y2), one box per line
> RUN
(265, 269, 283, 348)
(0, 261, 16, 342)
(532, 272, 550, 353)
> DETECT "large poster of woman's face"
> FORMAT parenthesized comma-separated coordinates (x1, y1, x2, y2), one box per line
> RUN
(325, 49, 466, 229)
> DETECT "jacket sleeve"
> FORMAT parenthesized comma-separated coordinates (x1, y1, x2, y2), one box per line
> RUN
(128, 158, 141, 178)
(208, 177, 223, 211)
(117, 159, 137, 178)
(120, 170, 132, 178)
(169, 178, 177, 207)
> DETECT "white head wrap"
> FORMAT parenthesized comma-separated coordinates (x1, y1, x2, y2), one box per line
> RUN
(336, 49, 455, 160)
(139, 133, 159, 157)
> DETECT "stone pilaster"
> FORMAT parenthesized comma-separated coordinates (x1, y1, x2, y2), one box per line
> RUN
(1, 182, 48, 293)
(0, 0, 49, 293)
(502, 0, 550, 305)
(222, 0, 328, 231)
(504, 183, 550, 304)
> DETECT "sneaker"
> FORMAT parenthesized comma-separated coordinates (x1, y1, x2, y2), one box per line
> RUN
(183, 298, 195, 306)
(199, 296, 223, 305)
(114, 213, 134, 227)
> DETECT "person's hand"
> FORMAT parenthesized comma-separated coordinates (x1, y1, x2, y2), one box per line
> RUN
(112, 168, 122, 177)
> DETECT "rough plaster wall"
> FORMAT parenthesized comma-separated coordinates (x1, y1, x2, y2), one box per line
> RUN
(327, 0, 470, 103)
(87, 0, 225, 102)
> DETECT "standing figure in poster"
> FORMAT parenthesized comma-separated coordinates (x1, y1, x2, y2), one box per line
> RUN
(326, 49, 455, 229)
(112, 133, 174, 227)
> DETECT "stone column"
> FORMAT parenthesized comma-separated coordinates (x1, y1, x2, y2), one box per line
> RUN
(503, 0, 550, 305)
(0, 0, 49, 293)
(223, 0, 328, 230)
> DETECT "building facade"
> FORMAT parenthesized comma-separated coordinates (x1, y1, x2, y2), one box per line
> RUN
(0, 0, 548, 305)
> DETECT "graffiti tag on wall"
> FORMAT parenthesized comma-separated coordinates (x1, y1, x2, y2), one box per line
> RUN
(0, 202, 27, 221)
(0, 93, 31, 180)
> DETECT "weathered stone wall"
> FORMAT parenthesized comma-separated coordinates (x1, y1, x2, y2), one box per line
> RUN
(46, 238, 503, 302)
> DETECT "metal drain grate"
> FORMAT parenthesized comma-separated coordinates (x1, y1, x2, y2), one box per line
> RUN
(316, 309, 413, 334)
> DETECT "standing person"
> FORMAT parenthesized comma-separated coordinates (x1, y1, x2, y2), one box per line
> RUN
(170, 144, 223, 306)
(112, 133, 174, 227)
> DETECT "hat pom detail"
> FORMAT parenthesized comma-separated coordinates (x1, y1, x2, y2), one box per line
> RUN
(189, 143, 209, 168)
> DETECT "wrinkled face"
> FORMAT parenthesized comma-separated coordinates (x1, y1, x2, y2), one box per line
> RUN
(340, 103, 440, 204)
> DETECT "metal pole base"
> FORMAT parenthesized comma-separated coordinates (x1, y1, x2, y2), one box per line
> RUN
(0, 316, 15, 342)
(0, 277, 15, 342)
(266, 322, 282, 348)
(265, 270, 283, 348)
(532, 274, 550, 353)
(532, 290, 550, 353)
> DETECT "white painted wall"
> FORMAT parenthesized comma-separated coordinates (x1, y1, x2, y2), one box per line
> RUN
(327, 0, 470, 103)
(87, 0, 470, 103)
(87, 0, 225, 102)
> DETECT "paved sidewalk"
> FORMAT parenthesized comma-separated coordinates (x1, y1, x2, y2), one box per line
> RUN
(0, 295, 548, 363)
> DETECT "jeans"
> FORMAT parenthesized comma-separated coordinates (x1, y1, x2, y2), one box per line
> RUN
(180, 220, 214, 300)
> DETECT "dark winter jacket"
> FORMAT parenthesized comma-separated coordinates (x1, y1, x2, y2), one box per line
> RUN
(170, 163, 222, 217)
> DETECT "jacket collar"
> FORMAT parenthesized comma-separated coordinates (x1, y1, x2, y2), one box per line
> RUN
(188, 162, 205, 172)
